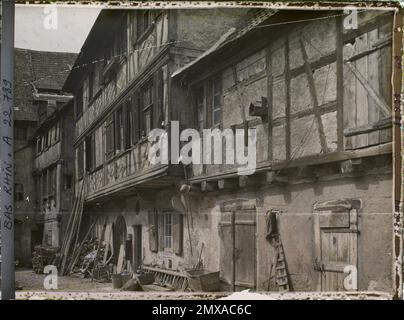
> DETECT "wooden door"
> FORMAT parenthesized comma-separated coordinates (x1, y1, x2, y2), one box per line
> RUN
(132, 225, 142, 272)
(219, 203, 257, 291)
(313, 199, 360, 291)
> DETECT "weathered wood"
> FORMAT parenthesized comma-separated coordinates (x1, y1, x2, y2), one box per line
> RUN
(68, 220, 97, 275)
(336, 16, 344, 151)
(285, 36, 291, 160)
(343, 117, 391, 137)
(346, 61, 391, 117)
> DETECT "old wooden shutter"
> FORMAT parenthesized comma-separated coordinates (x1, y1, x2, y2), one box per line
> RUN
(343, 19, 392, 150)
(148, 210, 158, 252)
(173, 213, 183, 255)
(105, 114, 115, 159)
(153, 69, 164, 129)
(125, 99, 131, 149)
(131, 93, 140, 144)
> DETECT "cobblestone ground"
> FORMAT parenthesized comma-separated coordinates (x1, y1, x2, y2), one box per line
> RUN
(13, 269, 393, 300)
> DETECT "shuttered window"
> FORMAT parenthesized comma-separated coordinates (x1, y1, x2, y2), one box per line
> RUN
(77, 143, 84, 179)
(154, 212, 183, 255)
(105, 115, 115, 160)
(164, 213, 172, 250)
(115, 106, 125, 152)
(142, 82, 153, 136)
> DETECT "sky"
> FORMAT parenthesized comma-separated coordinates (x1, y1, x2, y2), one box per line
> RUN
(15, 5, 101, 53)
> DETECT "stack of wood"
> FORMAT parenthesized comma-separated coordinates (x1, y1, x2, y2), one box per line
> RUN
(32, 245, 58, 274)
(58, 178, 86, 275)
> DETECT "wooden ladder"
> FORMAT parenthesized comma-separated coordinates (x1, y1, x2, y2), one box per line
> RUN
(274, 236, 290, 292)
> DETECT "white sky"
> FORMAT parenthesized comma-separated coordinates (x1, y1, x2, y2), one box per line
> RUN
(15, 5, 101, 53)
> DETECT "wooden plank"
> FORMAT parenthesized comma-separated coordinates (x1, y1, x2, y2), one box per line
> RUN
(285, 36, 291, 160)
(379, 21, 393, 144)
(346, 61, 391, 118)
(366, 28, 381, 145)
(354, 32, 369, 149)
(343, 44, 357, 150)
(336, 16, 344, 151)
(343, 117, 391, 137)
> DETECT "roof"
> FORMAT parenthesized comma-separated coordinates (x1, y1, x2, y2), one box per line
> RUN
(14, 48, 77, 122)
(29, 50, 77, 91)
(172, 8, 277, 79)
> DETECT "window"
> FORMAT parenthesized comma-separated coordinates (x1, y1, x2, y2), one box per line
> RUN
(75, 87, 83, 119)
(15, 184, 24, 202)
(36, 136, 42, 154)
(15, 127, 27, 141)
(44, 131, 49, 149)
(105, 115, 115, 160)
(77, 143, 84, 179)
(115, 107, 125, 152)
(195, 87, 205, 131)
(64, 174, 72, 190)
(86, 133, 96, 172)
(212, 77, 222, 126)
(83, 78, 90, 110)
(163, 212, 172, 250)
(142, 82, 154, 136)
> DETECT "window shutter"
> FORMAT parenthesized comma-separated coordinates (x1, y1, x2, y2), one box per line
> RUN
(158, 212, 164, 251)
(125, 100, 131, 149)
(154, 69, 164, 129)
(173, 213, 183, 255)
(132, 93, 140, 143)
(148, 210, 158, 252)
(206, 80, 213, 128)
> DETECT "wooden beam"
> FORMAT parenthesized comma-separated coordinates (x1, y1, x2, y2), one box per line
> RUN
(299, 37, 329, 154)
(345, 61, 391, 117)
(285, 36, 291, 160)
(344, 38, 391, 64)
(336, 16, 344, 151)
(266, 46, 273, 163)
(343, 117, 392, 137)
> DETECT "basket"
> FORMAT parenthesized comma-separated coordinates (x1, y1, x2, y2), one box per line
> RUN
(185, 269, 220, 292)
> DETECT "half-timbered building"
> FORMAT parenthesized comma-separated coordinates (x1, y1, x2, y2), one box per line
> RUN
(172, 9, 396, 292)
